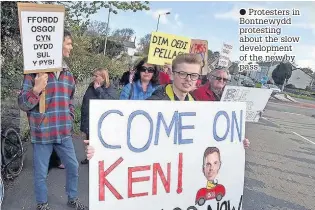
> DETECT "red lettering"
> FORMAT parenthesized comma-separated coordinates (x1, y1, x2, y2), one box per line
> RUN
(191, 43, 206, 54)
(99, 158, 124, 201)
(128, 165, 151, 198)
(152, 163, 171, 195)
(177, 153, 183, 194)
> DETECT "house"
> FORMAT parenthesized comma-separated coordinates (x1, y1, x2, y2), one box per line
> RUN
(122, 37, 137, 56)
(287, 68, 313, 89)
(110, 36, 137, 57)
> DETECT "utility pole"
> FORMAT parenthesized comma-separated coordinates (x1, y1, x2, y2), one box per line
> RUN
(156, 14, 160, 32)
(103, 5, 112, 55)
(156, 12, 171, 32)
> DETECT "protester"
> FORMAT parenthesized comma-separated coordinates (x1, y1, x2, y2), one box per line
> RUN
(119, 65, 135, 86)
(159, 63, 172, 85)
(148, 53, 200, 101)
(192, 67, 230, 101)
(120, 57, 160, 100)
(80, 68, 118, 164)
(191, 67, 250, 148)
(84, 54, 250, 160)
(18, 30, 88, 210)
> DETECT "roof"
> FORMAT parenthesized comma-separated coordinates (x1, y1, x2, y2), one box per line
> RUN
(122, 41, 136, 49)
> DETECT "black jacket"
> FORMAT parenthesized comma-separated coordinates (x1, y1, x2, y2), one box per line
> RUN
(146, 85, 171, 100)
(80, 83, 118, 134)
(147, 85, 196, 101)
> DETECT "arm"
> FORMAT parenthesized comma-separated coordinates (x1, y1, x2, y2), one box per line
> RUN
(119, 84, 131, 100)
(18, 74, 40, 112)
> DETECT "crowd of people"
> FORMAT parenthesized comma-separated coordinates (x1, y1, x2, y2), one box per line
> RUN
(18, 30, 250, 210)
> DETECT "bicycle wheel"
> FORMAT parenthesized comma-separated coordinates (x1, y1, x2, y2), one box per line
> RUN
(1, 127, 24, 177)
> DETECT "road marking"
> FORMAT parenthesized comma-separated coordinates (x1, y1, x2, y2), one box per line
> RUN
(292, 132, 315, 145)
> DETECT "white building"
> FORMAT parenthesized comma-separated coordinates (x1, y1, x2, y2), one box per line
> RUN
(122, 40, 137, 56)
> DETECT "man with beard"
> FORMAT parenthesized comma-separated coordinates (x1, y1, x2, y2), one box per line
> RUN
(18, 30, 88, 210)
(192, 67, 230, 101)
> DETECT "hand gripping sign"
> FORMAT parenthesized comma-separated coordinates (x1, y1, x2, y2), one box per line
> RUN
(89, 100, 246, 210)
(18, 3, 65, 113)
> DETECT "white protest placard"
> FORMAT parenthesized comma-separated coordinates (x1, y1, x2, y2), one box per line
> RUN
(89, 100, 246, 210)
(221, 86, 273, 122)
(18, 3, 65, 73)
(218, 43, 233, 68)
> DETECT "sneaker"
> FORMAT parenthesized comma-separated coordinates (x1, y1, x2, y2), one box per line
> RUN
(67, 198, 88, 210)
(80, 159, 89, 164)
(36, 203, 51, 210)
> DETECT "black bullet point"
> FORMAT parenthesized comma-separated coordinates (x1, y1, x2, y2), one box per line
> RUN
(240, 9, 246, 15)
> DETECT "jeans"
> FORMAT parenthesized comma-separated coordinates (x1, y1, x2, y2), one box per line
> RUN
(33, 136, 79, 204)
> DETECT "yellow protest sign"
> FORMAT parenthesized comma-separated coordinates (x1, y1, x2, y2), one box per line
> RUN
(148, 32, 191, 65)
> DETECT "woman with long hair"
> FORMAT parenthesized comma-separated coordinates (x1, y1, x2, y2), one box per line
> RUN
(120, 57, 160, 100)
(80, 68, 118, 164)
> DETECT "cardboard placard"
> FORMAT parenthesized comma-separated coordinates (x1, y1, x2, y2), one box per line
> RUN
(148, 32, 191, 65)
(89, 100, 246, 210)
(18, 3, 65, 113)
(18, 3, 65, 73)
(190, 39, 208, 75)
(218, 43, 233, 68)
(221, 86, 273, 122)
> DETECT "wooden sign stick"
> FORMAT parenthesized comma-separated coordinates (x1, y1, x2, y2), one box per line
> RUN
(39, 88, 46, 113)
(38, 72, 46, 113)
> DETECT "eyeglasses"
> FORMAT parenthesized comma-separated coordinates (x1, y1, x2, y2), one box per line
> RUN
(213, 76, 229, 83)
(173, 71, 200, 81)
(140, 66, 155, 73)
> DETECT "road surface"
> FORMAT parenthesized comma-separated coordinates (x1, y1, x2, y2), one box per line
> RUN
(2, 101, 315, 210)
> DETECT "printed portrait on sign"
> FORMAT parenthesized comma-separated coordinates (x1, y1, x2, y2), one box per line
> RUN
(195, 147, 226, 206)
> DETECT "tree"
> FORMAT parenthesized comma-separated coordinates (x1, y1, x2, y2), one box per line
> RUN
(60, 1, 150, 36)
(111, 28, 135, 42)
(1, 1, 151, 99)
(85, 20, 110, 37)
(138, 33, 151, 55)
(272, 62, 293, 85)
(229, 61, 239, 75)
(208, 49, 213, 58)
(91, 1, 150, 13)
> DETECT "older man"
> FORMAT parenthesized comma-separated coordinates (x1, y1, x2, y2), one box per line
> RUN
(192, 67, 230, 101)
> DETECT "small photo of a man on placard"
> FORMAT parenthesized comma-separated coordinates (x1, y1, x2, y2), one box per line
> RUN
(202, 147, 221, 189)
(195, 147, 226, 206)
